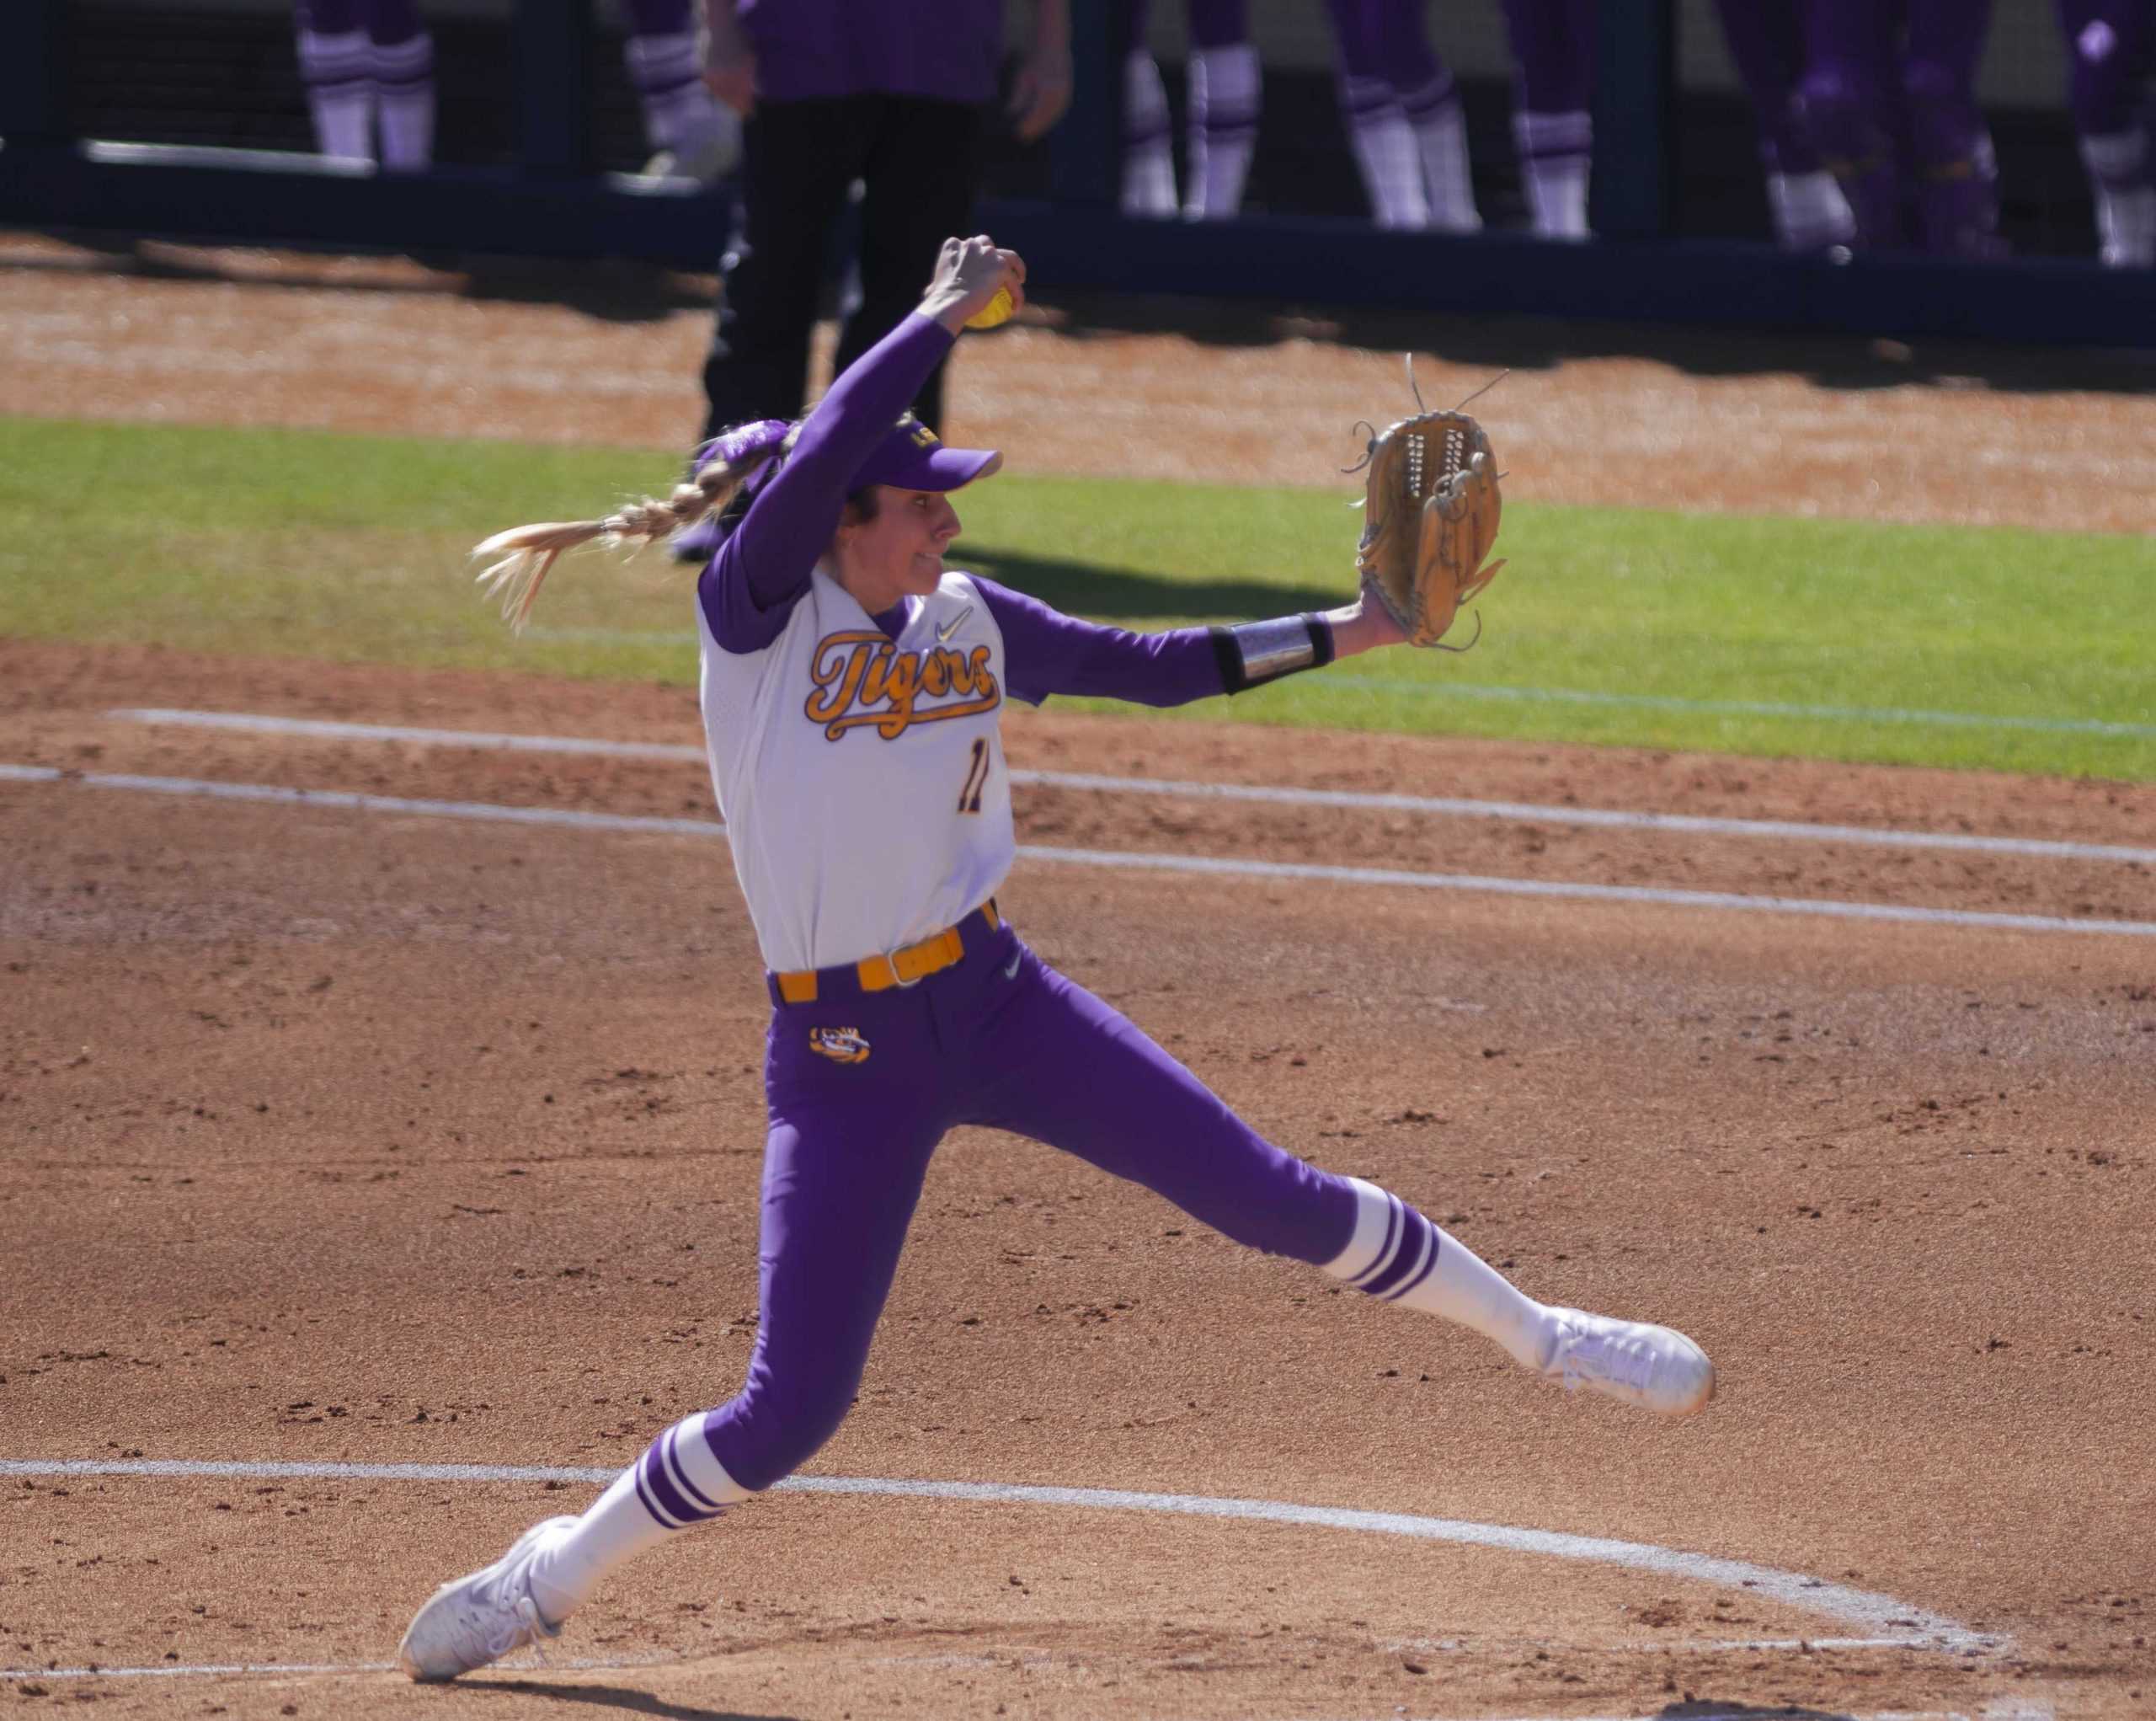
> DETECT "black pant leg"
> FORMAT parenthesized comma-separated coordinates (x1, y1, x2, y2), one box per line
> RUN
(835, 96, 984, 436)
(701, 97, 873, 441)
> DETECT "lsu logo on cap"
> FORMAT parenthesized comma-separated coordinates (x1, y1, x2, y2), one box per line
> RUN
(809, 1026, 871, 1064)
(907, 420, 938, 448)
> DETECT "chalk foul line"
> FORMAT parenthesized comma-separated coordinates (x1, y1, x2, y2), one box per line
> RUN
(8, 761, 2154, 939)
(103, 708, 2156, 867)
(0, 1457, 1999, 1672)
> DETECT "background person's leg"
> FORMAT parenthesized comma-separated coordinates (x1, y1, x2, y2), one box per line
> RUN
(1499, 0, 1598, 238)
(620, 0, 741, 181)
(701, 98, 872, 441)
(1711, 0, 1856, 249)
(1903, 0, 2003, 256)
(294, 0, 375, 162)
(1324, 0, 1430, 227)
(1117, 0, 1180, 216)
(1184, 0, 1259, 218)
(367, 0, 435, 171)
(1797, 0, 1910, 247)
(1378, 0, 1480, 232)
(2057, 0, 2156, 265)
(841, 97, 982, 436)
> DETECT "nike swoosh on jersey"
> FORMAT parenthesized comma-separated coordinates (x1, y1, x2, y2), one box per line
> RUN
(936, 607, 973, 644)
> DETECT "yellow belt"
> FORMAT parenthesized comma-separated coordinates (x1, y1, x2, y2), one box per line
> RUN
(774, 901, 1001, 1005)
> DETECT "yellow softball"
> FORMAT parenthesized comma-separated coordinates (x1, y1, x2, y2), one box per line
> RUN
(963, 285, 1015, 330)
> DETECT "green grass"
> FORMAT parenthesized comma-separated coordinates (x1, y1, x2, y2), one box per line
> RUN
(4, 416, 2151, 779)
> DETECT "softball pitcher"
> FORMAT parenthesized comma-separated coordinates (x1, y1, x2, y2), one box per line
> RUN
(398, 235, 1715, 1681)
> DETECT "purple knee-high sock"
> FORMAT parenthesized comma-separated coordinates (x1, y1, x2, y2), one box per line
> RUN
(365, 0, 433, 170)
(1184, 0, 1260, 220)
(293, 0, 374, 161)
(1501, 0, 1596, 238)
(1326, 0, 1428, 227)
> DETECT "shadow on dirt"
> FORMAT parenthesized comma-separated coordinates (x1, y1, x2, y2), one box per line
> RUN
(1656, 1701, 1876, 1720)
(11, 230, 715, 323)
(467, 1677, 799, 1721)
(17, 226, 2156, 393)
(1029, 286, 2156, 398)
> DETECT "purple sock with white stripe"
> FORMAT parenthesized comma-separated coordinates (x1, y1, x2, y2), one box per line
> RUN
(526, 1410, 748, 1622)
(1398, 67, 1481, 232)
(371, 29, 434, 169)
(295, 20, 375, 162)
(633, 1412, 741, 1529)
(1339, 76, 1428, 227)
(1322, 1178, 1556, 1371)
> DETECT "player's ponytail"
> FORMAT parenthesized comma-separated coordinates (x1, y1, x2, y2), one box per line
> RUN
(472, 420, 799, 633)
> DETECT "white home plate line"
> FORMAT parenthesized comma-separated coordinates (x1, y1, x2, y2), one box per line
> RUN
(103, 709, 2156, 867)
(0, 1457, 1997, 1667)
(6, 762, 2155, 938)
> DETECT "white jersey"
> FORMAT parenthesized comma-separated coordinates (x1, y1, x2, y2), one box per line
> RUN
(696, 566, 1015, 974)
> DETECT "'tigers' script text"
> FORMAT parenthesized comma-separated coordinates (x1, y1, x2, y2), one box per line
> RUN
(804, 630, 1002, 740)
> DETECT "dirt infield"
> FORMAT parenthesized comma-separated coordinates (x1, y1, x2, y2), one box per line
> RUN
(3, 236, 2154, 1719)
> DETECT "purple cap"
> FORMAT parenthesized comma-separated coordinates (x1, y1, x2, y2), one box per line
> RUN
(851, 415, 1003, 493)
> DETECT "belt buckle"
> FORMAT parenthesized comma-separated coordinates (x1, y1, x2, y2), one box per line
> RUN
(889, 922, 961, 989)
(857, 949, 908, 991)
(863, 941, 925, 991)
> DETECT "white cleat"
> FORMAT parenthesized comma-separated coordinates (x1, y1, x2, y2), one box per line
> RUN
(1545, 1308, 1715, 1417)
(397, 1515, 578, 1681)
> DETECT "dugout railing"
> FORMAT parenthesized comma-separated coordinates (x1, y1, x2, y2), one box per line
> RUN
(2, 0, 2150, 350)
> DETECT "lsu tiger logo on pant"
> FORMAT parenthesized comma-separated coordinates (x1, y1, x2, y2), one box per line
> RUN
(808, 1026, 871, 1064)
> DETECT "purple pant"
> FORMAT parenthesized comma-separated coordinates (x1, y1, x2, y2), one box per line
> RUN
(1712, 0, 1824, 174)
(1500, 0, 1597, 115)
(1325, 0, 1438, 86)
(1322, 0, 1591, 106)
(1121, 0, 1251, 52)
(620, 0, 692, 34)
(1793, 0, 2000, 252)
(702, 914, 1357, 1492)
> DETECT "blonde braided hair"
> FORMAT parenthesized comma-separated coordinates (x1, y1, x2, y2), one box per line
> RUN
(472, 421, 799, 633)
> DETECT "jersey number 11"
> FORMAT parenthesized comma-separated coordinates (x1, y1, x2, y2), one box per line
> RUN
(957, 737, 990, 814)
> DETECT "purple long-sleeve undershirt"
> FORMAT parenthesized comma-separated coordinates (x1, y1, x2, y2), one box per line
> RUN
(698, 311, 955, 652)
(971, 575, 1225, 708)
